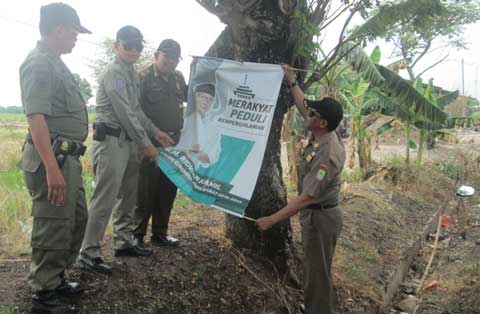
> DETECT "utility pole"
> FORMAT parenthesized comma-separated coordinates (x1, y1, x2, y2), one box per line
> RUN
(462, 58, 466, 117)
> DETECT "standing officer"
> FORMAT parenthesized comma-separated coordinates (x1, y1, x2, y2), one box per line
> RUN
(19, 3, 91, 313)
(78, 26, 174, 273)
(257, 65, 345, 314)
(133, 39, 186, 247)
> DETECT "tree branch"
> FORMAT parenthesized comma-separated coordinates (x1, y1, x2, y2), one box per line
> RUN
(309, 0, 331, 27)
(416, 53, 450, 79)
(319, 3, 353, 32)
(411, 40, 431, 68)
(195, 0, 229, 18)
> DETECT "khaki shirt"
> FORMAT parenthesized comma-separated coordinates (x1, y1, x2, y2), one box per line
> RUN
(19, 41, 88, 142)
(299, 130, 345, 205)
(138, 64, 187, 133)
(95, 57, 159, 149)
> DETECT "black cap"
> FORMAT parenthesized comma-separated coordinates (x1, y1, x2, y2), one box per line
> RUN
(116, 25, 143, 42)
(306, 97, 343, 131)
(194, 83, 215, 97)
(157, 39, 182, 60)
(39, 3, 91, 35)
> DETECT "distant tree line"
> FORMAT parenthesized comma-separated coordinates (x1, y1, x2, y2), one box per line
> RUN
(0, 105, 96, 114)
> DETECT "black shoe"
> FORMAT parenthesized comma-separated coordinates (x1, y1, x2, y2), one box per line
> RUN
(55, 280, 83, 296)
(77, 255, 112, 274)
(114, 245, 153, 257)
(133, 235, 145, 247)
(31, 290, 79, 314)
(150, 235, 179, 247)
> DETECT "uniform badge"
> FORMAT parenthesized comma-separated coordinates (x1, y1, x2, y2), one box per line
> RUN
(114, 79, 126, 92)
(306, 154, 313, 162)
(316, 164, 328, 181)
(61, 141, 69, 151)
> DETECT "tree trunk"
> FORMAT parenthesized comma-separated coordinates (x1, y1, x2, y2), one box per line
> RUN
(417, 129, 425, 166)
(405, 124, 411, 165)
(204, 3, 298, 269)
(348, 120, 356, 169)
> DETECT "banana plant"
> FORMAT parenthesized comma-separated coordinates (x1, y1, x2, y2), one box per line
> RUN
(361, 76, 456, 165)
(338, 46, 383, 170)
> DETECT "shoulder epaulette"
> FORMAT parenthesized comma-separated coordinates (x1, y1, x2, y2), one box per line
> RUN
(137, 63, 153, 77)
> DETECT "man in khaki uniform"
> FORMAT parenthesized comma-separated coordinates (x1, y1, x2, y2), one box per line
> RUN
(257, 65, 345, 314)
(78, 26, 174, 273)
(134, 39, 187, 247)
(19, 3, 91, 313)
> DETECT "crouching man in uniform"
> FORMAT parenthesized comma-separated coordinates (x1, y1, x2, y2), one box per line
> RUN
(257, 65, 345, 314)
(19, 3, 91, 313)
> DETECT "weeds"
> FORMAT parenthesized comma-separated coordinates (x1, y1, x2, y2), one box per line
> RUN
(342, 167, 364, 183)
(0, 306, 15, 314)
(434, 160, 464, 180)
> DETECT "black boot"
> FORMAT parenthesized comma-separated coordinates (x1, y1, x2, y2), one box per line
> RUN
(56, 272, 83, 296)
(133, 235, 145, 247)
(31, 290, 79, 314)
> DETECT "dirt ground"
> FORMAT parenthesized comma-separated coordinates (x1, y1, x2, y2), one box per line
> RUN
(1, 129, 480, 314)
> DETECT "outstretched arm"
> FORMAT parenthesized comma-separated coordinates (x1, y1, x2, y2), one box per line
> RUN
(282, 64, 309, 121)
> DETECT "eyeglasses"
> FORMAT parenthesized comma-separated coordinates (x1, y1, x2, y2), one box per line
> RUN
(161, 52, 180, 63)
(195, 92, 214, 103)
(121, 40, 144, 52)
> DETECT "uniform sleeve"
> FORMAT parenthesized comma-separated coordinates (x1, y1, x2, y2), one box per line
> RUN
(20, 57, 54, 116)
(136, 70, 160, 138)
(137, 107, 160, 137)
(176, 71, 188, 102)
(103, 69, 152, 148)
(302, 148, 332, 198)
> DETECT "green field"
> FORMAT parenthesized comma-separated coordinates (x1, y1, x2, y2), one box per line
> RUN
(0, 113, 96, 124)
(0, 114, 194, 257)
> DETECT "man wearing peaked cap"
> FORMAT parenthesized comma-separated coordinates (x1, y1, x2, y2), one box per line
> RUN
(78, 26, 175, 273)
(18, 2, 91, 314)
(257, 65, 346, 314)
(134, 39, 187, 247)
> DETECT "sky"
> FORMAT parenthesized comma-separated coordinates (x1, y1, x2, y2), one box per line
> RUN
(0, 0, 479, 107)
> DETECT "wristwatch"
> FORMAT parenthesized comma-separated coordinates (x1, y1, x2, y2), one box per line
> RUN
(288, 80, 298, 89)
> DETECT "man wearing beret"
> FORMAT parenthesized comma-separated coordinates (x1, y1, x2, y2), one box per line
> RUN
(19, 3, 91, 313)
(257, 65, 346, 314)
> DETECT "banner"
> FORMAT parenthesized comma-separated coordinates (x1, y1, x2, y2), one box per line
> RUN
(157, 57, 283, 218)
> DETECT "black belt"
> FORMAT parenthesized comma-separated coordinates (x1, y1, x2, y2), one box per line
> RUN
(105, 125, 131, 141)
(308, 203, 338, 210)
(26, 136, 86, 157)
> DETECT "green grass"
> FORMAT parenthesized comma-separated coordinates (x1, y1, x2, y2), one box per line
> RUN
(174, 192, 196, 209)
(383, 153, 406, 167)
(0, 113, 25, 123)
(434, 160, 464, 180)
(341, 167, 364, 183)
(0, 306, 15, 314)
(0, 113, 96, 125)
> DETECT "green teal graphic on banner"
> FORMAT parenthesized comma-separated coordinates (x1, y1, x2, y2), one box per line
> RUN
(157, 56, 283, 218)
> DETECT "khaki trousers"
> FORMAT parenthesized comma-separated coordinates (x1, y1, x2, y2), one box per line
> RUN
(80, 135, 139, 259)
(300, 206, 343, 314)
(23, 150, 87, 292)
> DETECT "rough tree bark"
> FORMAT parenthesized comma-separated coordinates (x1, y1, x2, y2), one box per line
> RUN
(199, 0, 300, 270)
(196, 0, 364, 271)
